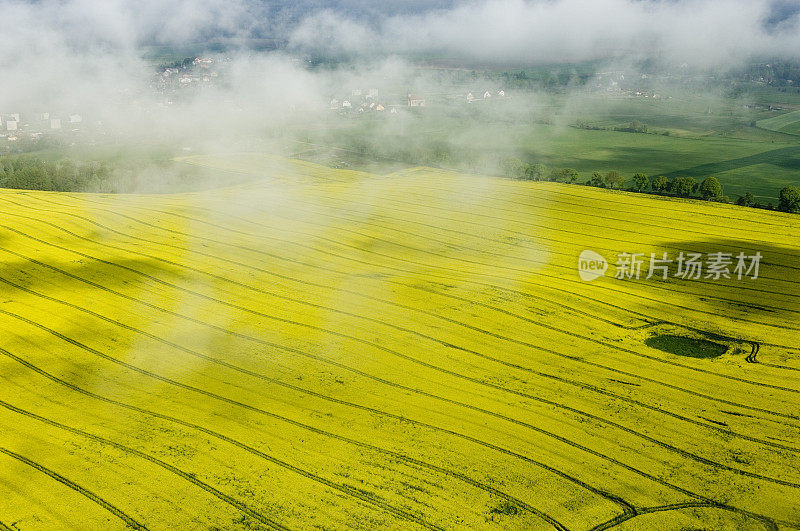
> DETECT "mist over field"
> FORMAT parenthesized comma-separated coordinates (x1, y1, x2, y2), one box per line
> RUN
(2, 0, 800, 198)
(3, 0, 800, 133)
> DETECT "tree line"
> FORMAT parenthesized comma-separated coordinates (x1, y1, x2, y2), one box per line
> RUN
(499, 157, 800, 214)
(0, 156, 111, 192)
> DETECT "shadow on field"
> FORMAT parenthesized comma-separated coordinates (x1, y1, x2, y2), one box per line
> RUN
(644, 334, 728, 358)
(0, 255, 189, 299)
(659, 146, 800, 179)
(614, 238, 800, 323)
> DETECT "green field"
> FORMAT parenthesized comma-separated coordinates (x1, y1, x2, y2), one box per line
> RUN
(758, 109, 800, 136)
(296, 93, 800, 202)
(1, 154, 799, 529)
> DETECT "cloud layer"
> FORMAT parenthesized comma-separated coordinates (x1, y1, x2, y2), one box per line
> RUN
(289, 0, 800, 66)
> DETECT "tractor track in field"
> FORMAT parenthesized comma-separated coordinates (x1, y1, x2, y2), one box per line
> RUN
(4, 225, 797, 450)
(13, 192, 800, 341)
(588, 500, 780, 531)
(0, 404, 292, 531)
(2, 217, 798, 429)
(1, 288, 798, 528)
(376, 184, 800, 264)
(22, 194, 800, 314)
(59, 191, 800, 297)
(9, 189, 800, 340)
(313, 187, 800, 286)
(0, 349, 456, 531)
(4, 248, 800, 487)
(0, 291, 736, 522)
(0, 447, 148, 530)
(2, 206, 798, 406)
(2, 170, 798, 528)
(2, 320, 793, 531)
(0, 195, 665, 337)
(0, 268, 689, 499)
(98, 161, 800, 262)
(228, 188, 800, 300)
(0, 345, 565, 531)
(747, 342, 761, 363)
(175, 154, 799, 235)
(3, 228, 800, 458)
(742, 341, 800, 372)
(0, 328, 636, 522)
(443, 180, 800, 236)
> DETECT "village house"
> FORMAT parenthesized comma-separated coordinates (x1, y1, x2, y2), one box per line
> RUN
(407, 93, 425, 107)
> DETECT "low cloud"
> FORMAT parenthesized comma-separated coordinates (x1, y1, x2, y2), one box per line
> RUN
(290, 0, 800, 67)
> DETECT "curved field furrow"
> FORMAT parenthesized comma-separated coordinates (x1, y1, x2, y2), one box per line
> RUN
(1, 155, 798, 529)
(20, 192, 800, 306)
(0, 447, 148, 530)
(3, 202, 790, 464)
(13, 191, 799, 348)
(3, 229, 799, 483)
(0, 406, 288, 530)
(3, 210, 794, 418)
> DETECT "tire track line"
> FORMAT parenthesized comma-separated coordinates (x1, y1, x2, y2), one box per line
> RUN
(24, 195, 800, 312)
(4, 230, 800, 462)
(6, 196, 800, 347)
(0, 345, 564, 530)
(4, 210, 799, 413)
(588, 500, 781, 531)
(0, 285, 725, 513)
(368, 184, 800, 263)
(3, 206, 798, 396)
(2, 276, 798, 500)
(0, 404, 291, 530)
(0, 285, 776, 520)
(0, 447, 148, 530)
(0, 349, 452, 530)
(0, 314, 634, 518)
(2, 217, 798, 416)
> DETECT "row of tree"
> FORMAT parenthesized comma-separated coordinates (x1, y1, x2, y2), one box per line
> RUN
(575, 120, 650, 134)
(0, 156, 111, 192)
(498, 157, 800, 214)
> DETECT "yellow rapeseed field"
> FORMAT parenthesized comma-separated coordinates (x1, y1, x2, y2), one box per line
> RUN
(1, 154, 798, 530)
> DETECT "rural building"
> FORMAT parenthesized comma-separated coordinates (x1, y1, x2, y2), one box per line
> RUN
(407, 93, 425, 107)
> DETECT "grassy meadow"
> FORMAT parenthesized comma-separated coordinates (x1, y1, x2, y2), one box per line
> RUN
(1, 154, 798, 529)
(295, 91, 800, 202)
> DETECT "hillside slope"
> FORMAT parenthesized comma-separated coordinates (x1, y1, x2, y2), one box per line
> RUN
(1, 155, 799, 530)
